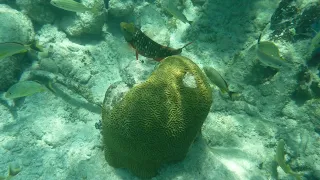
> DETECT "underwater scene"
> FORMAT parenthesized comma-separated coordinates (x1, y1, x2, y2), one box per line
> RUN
(0, 0, 320, 179)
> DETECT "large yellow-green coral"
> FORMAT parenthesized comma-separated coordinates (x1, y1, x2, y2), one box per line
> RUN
(101, 55, 213, 178)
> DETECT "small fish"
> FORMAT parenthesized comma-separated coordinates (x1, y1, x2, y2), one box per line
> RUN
(8, 165, 21, 177)
(256, 35, 290, 69)
(275, 139, 302, 180)
(5, 81, 47, 99)
(203, 66, 235, 98)
(161, 1, 192, 25)
(50, 0, 91, 13)
(0, 42, 30, 60)
(120, 22, 192, 61)
(310, 29, 320, 54)
(0, 164, 21, 180)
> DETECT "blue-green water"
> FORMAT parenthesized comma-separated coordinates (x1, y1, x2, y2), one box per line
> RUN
(0, 0, 320, 179)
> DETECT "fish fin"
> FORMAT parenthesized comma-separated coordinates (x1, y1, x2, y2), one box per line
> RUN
(228, 91, 239, 100)
(8, 164, 21, 177)
(46, 81, 56, 94)
(220, 89, 227, 94)
(0, 42, 24, 46)
(135, 50, 139, 60)
(181, 42, 193, 49)
(90, 1, 104, 14)
(154, 57, 164, 61)
(29, 40, 44, 52)
(258, 33, 262, 44)
(127, 43, 136, 52)
(7, 99, 15, 107)
(311, 28, 318, 34)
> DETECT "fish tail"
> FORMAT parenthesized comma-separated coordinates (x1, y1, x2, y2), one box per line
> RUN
(174, 41, 193, 55)
(228, 91, 239, 100)
(311, 28, 318, 34)
(29, 40, 44, 52)
(90, 1, 103, 14)
(46, 81, 57, 94)
(8, 164, 21, 177)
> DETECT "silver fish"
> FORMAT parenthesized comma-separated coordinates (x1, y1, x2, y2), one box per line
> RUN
(50, 0, 91, 13)
(5, 81, 47, 99)
(161, 1, 192, 24)
(0, 42, 29, 60)
(256, 35, 290, 69)
(203, 66, 234, 97)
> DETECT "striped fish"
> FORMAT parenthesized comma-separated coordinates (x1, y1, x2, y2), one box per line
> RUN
(120, 22, 192, 61)
(50, 0, 91, 13)
(203, 66, 236, 98)
(0, 42, 30, 60)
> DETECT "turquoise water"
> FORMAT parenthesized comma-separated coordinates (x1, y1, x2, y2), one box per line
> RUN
(0, 0, 320, 179)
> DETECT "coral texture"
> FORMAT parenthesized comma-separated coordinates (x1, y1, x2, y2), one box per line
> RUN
(101, 55, 213, 178)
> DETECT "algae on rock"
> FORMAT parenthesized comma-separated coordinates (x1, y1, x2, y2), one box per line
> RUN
(16, 0, 56, 24)
(0, 4, 35, 43)
(102, 55, 213, 178)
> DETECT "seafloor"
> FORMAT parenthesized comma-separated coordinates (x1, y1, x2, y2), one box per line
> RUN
(0, 0, 320, 179)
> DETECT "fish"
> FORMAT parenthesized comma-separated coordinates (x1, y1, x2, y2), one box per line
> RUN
(0, 42, 30, 60)
(203, 66, 235, 98)
(120, 22, 192, 61)
(310, 29, 320, 54)
(275, 139, 302, 180)
(0, 164, 21, 180)
(5, 81, 47, 99)
(161, 1, 192, 25)
(256, 35, 290, 69)
(50, 0, 92, 13)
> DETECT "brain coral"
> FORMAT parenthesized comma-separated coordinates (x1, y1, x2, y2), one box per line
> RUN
(102, 55, 213, 178)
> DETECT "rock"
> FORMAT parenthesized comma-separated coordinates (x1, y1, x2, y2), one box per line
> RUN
(0, 4, 35, 43)
(36, 25, 95, 84)
(16, 0, 56, 24)
(0, 5, 35, 91)
(58, 0, 106, 37)
(108, 0, 134, 17)
(0, 57, 26, 92)
(270, 1, 320, 41)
